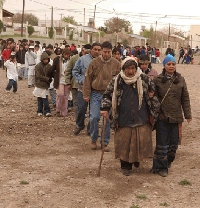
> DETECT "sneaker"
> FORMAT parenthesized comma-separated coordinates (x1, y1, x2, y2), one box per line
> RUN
(46, 113, 51, 117)
(158, 170, 168, 177)
(38, 113, 43, 116)
(133, 162, 140, 168)
(28, 85, 31, 88)
(121, 169, 132, 176)
(5, 90, 10, 93)
(73, 126, 84, 135)
(91, 142, 97, 150)
(168, 162, 171, 168)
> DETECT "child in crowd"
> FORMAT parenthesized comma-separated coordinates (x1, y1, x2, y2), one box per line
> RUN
(33, 52, 54, 117)
(5, 54, 18, 93)
(138, 54, 158, 80)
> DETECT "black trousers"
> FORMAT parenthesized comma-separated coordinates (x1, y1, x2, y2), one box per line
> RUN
(152, 120, 179, 172)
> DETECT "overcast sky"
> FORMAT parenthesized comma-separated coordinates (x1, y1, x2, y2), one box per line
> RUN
(3, 0, 200, 34)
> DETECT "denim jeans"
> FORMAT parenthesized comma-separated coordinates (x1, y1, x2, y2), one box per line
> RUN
(49, 88, 56, 105)
(37, 96, 51, 115)
(24, 68, 28, 79)
(76, 91, 88, 129)
(6, 79, 17, 92)
(90, 91, 110, 145)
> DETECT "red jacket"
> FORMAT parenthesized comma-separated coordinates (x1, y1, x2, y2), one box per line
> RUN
(156, 50, 160, 57)
(2, 49, 11, 61)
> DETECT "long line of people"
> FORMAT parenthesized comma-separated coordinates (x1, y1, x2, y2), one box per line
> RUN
(1, 38, 192, 178)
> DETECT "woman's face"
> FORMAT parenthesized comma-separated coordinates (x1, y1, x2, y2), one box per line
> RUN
(165, 61, 176, 74)
(124, 65, 137, 78)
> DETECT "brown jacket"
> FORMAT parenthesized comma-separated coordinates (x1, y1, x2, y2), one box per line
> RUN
(35, 52, 54, 89)
(83, 56, 121, 98)
(153, 71, 192, 123)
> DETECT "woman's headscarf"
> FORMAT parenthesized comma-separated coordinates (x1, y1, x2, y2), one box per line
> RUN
(112, 57, 143, 117)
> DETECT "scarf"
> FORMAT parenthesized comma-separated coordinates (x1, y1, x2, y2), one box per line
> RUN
(112, 68, 143, 117)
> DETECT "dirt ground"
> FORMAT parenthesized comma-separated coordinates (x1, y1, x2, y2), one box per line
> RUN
(0, 58, 200, 208)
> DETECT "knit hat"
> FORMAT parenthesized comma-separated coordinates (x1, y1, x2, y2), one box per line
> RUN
(163, 54, 176, 66)
(121, 56, 138, 70)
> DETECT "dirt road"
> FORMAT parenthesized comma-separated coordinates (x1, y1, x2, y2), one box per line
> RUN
(0, 61, 199, 208)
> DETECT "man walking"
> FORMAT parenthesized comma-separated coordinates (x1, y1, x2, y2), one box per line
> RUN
(72, 43, 101, 135)
(25, 45, 37, 88)
(83, 41, 121, 150)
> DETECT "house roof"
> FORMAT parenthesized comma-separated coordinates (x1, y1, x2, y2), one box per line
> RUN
(82, 26, 99, 33)
(3, 9, 14, 17)
(170, 34, 185, 41)
(130, 34, 147, 40)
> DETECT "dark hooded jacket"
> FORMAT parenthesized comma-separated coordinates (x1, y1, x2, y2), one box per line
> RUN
(153, 71, 192, 123)
(35, 52, 54, 89)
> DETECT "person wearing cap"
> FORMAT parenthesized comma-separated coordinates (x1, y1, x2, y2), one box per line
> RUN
(25, 45, 37, 88)
(138, 54, 158, 80)
(151, 54, 192, 177)
(33, 52, 54, 117)
(83, 41, 121, 151)
(100, 57, 160, 176)
(72, 43, 102, 136)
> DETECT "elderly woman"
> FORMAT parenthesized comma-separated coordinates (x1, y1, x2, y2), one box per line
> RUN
(100, 57, 160, 176)
(151, 54, 192, 177)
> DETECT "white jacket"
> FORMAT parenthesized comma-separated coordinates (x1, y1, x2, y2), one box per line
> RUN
(5, 60, 18, 81)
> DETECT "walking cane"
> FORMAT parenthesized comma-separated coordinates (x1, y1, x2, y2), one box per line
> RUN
(97, 116, 107, 177)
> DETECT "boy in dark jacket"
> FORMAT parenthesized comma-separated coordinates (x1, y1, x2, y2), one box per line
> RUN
(33, 52, 54, 116)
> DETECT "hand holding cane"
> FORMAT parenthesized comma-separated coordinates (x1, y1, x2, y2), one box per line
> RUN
(97, 116, 107, 177)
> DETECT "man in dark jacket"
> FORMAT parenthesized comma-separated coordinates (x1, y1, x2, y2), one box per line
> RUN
(33, 52, 54, 117)
(16, 44, 26, 80)
(177, 47, 184, 64)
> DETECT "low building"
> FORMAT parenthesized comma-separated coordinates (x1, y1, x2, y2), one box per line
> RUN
(189, 25, 200, 48)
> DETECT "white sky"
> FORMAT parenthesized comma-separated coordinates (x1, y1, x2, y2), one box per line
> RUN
(3, 0, 200, 34)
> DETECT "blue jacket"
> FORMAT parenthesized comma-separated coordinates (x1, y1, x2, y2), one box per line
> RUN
(72, 54, 93, 90)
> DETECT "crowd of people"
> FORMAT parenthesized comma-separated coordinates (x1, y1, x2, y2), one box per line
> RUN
(0, 38, 192, 177)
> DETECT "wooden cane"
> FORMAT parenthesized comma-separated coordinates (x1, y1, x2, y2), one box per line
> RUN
(97, 117, 107, 177)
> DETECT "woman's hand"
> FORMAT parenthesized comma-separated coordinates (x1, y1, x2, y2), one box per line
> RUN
(149, 91, 154, 98)
(101, 111, 108, 119)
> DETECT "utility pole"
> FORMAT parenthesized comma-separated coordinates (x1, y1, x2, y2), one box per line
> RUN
(113, 8, 119, 43)
(168, 23, 170, 41)
(59, 13, 63, 28)
(51, 6, 53, 27)
(21, 0, 25, 37)
(82, 8, 85, 42)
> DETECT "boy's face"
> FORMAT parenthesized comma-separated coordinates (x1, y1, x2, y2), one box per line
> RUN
(12, 57, 17, 62)
(43, 58, 49, 64)
(113, 51, 121, 61)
